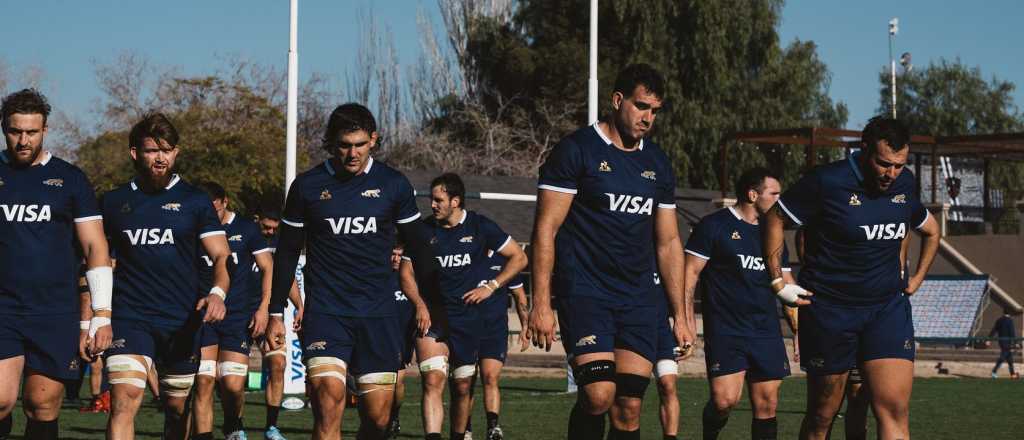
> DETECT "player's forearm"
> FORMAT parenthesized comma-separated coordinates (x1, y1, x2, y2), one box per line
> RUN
(80, 291, 93, 322)
(270, 224, 304, 314)
(288, 280, 303, 310)
(783, 305, 799, 333)
(210, 254, 231, 293)
(512, 288, 530, 327)
(529, 236, 555, 309)
(682, 256, 706, 326)
(256, 256, 274, 310)
(657, 238, 687, 320)
(913, 228, 940, 282)
(494, 251, 527, 290)
(399, 261, 428, 309)
(763, 204, 788, 281)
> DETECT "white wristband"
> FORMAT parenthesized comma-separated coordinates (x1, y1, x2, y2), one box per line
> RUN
(86, 266, 113, 312)
(209, 286, 227, 301)
(80, 320, 90, 330)
(270, 312, 284, 318)
(89, 316, 111, 338)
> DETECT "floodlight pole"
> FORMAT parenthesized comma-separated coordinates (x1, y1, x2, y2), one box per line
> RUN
(285, 0, 299, 194)
(587, 0, 598, 124)
(889, 17, 898, 118)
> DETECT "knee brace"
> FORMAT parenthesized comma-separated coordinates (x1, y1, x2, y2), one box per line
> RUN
(614, 373, 650, 399)
(418, 356, 448, 376)
(196, 360, 216, 378)
(160, 373, 196, 398)
(106, 355, 152, 389)
(306, 357, 347, 383)
(572, 360, 615, 387)
(355, 372, 398, 395)
(218, 361, 249, 378)
(450, 364, 476, 380)
(655, 359, 679, 378)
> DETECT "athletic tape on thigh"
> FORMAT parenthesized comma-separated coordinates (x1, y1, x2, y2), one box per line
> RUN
(573, 360, 615, 386)
(355, 372, 398, 395)
(263, 346, 287, 357)
(419, 355, 448, 375)
(655, 359, 679, 378)
(450, 364, 476, 379)
(160, 374, 196, 398)
(218, 361, 249, 377)
(614, 373, 650, 398)
(306, 357, 347, 382)
(106, 354, 151, 389)
(197, 360, 216, 377)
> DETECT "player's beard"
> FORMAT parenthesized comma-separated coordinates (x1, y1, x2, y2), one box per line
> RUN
(135, 158, 173, 189)
(8, 142, 43, 167)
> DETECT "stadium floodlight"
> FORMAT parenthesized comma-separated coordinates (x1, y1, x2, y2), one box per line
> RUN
(888, 17, 899, 118)
(587, 0, 598, 124)
(286, 0, 299, 194)
(889, 17, 899, 35)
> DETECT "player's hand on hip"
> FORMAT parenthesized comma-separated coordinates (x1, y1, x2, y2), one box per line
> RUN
(293, 307, 304, 332)
(904, 275, 924, 296)
(266, 315, 286, 351)
(414, 305, 431, 336)
(250, 308, 269, 338)
(774, 283, 813, 306)
(527, 305, 556, 351)
(462, 286, 493, 305)
(197, 293, 226, 323)
(89, 322, 113, 356)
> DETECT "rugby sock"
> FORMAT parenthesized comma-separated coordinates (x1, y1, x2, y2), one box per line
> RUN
(451, 432, 466, 440)
(0, 414, 11, 439)
(567, 401, 606, 440)
(751, 417, 777, 440)
(664, 435, 678, 440)
(223, 414, 244, 434)
(606, 426, 640, 440)
(265, 405, 281, 428)
(24, 418, 58, 440)
(702, 401, 729, 440)
(192, 433, 214, 440)
(425, 434, 442, 440)
(486, 411, 499, 430)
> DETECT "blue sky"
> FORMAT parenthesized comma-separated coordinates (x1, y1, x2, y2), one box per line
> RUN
(1, 1, 1021, 133)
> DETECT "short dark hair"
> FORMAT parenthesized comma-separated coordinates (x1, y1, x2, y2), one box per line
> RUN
(322, 103, 377, 148)
(431, 172, 466, 209)
(735, 167, 778, 203)
(197, 181, 227, 201)
(1, 88, 51, 130)
(862, 116, 911, 153)
(613, 64, 665, 100)
(129, 113, 179, 149)
(258, 195, 283, 221)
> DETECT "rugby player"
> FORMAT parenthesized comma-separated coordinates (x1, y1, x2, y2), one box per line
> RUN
(265, 103, 437, 440)
(528, 64, 694, 439)
(0, 89, 112, 440)
(763, 117, 941, 440)
(399, 173, 527, 440)
(255, 201, 303, 440)
(101, 113, 231, 440)
(650, 272, 682, 440)
(385, 242, 417, 439)
(685, 168, 796, 440)
(192, 182, 274, 440)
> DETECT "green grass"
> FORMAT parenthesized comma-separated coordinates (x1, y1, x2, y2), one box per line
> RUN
(16, 376, 1024, 439)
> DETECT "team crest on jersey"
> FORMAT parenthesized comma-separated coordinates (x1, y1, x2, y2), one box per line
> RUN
(891, 194, 906, 204)
(598, 161, 612, 172)
(640, 170, 656, 180)
(110, 339, 126, 349)
(710, 362, 721, 372)
(306, 341, 327, 351)
(490, 265, 501, 271)
(460, 235, 474, 243)
(228, 234, 243, 241)
(848, 194, 861, 206)
(320, 189, 332, 200)
(69, 358, 80, 371)
(161, 203, 181, 212)
(42, 178, 63, 187)
(575, 335, 597, 347)
(731, 230, 741, 240)
(361, 188, 382, 198)
(121, 203, 131, 213)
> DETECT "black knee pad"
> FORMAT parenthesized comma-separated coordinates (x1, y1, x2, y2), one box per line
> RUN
(614, 373, 650, 399)
(573, 360, 615, 387)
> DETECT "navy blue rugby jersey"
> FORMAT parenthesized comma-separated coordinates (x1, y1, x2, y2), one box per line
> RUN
(198, 213, 270, 321)
(0, 151, 102, 315)
(102, 175, 225, 326)
(281, 157, 420, 317)
(538, 124, 676, 305)
(685, 207, 791, 338)
(777, 152, 928, 304)
(425, 210, 512, 312)
(479, 252, 526, 317)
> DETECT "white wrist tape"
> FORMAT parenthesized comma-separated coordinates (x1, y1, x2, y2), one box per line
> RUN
(80, 321, 90, 330)
(86, 266, 113, 312)
(209, 286, 227, 301)
(89, 316, 111, 338)
(776, 283, 809, 305)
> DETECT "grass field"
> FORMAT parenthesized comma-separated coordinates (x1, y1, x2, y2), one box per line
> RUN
(16, 376, 1024, 439)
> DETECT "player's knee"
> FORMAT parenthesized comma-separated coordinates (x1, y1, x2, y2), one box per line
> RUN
(21, 394, 59, 419)
(711, 393, 740, 413)
(419, 356, 449, 390)
(306, 357, 348, 384)
(106, 354, 152, 390)
(217, 360, 249, 379)
(481, 368, 500, 387)
(160, 373, 196, 399)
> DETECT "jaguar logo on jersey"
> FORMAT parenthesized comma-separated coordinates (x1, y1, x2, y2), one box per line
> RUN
(731, 230, 741, 240)
(110, 339, 126, 349)
(891, 194, 907, 204)
(325, 217, 377, 234)
(360, 188, 382, 198)
(42, 178, 63, 187)
(0, 204, 51, 222)
(490, 265, 501, 271)
(859, 223, 907, 240)
(228, 234, 243, 241)
(437, 253, 472, 268)
(605, 193, 653, 215)
(738, 254, 765, 271)
(599, 161, 612, 172)
(320, 189, 332, 200)
(575, 335, 597, 347)
(161, 203, 181, 212)
(849, 194, 862, 206)
(641, 170, 656, 180)
(124, 228, 175, 245)
(460, 235, 474, 243)
(306, 341, 327, 351)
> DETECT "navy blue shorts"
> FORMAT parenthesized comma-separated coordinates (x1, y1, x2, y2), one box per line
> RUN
(425, 309, 483, 368)
(799, 294, 915, 375)
(200, 319, 253, 355)
(557, 296, 658, 363)
(655, 315, 678, 361)
(704, 334, 790, 380)
(300, 312, 402, 375)
(105, 318, 202, 376)
(0, 313, 81, 380)
(397, 301, 416, 366)
(478, 308, 509, 363)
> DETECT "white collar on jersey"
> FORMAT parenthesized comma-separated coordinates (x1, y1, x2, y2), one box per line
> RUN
(324, 156, 374, 176)
(728, 206, 743, 221)
(224, 211, 236, 225)
(592, 123, 644, 151)
(457, 209, 468, 225)
(130, 174, 181, 191)
(0, 150, 51, 166)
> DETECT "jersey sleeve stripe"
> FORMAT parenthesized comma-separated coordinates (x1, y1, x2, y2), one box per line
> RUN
(782, 267, 793, 272)
(508, 282, 524, 289)
(494, 236, 512, 253)
(396, 212, 422, 224)
(199, 231, 226, 239)
(776, 200, 803, 226)
(915, 210, 931, 230)
(281, 218, 304, 228)
(658, 203, 677, 209)
(73, 215, 103, 223)
(684, 249, 710, 260)
(252, 247, 273, 255)
(400, 256, 412, 261)
(537, 184, 578, 195)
